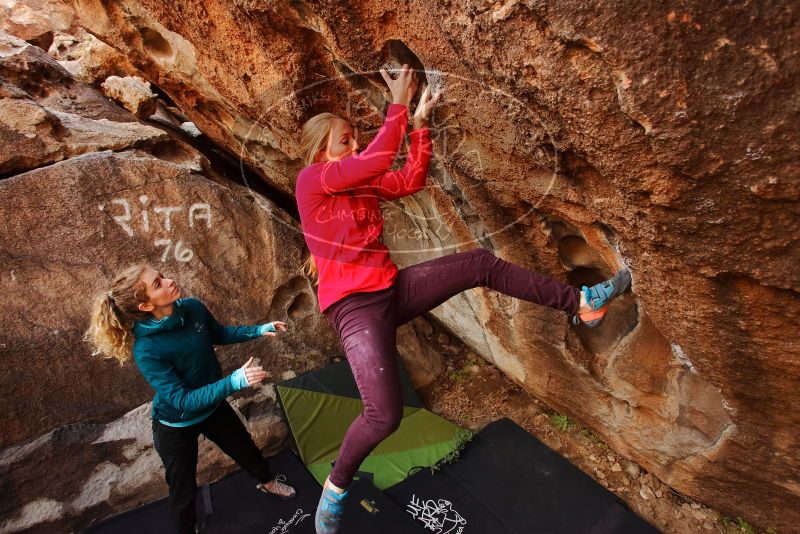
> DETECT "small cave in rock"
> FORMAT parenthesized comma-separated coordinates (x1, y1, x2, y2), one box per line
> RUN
(566, 265, 606, 288)
(287, 291, 313, 318)
(558, 235, 610, 274)
(138, 27, 174, 60)
(238, 398, 274, 422)
(27, 31, 54, 52)
(270, 276, 313, 318)
(549, 228, 639, 355)
(379, 39, 428, 96)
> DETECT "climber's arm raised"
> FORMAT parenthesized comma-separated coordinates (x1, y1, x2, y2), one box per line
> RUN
(319, 65, 419, 194)
(372, 85, 440, 201)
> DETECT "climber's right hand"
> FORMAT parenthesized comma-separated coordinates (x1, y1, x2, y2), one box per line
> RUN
(380, 63, 418, 107)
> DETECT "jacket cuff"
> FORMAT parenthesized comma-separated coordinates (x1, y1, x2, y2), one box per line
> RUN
(257, 323, 276, 335)
(386, 103, 408, 120)
(230, 368, 249, 391)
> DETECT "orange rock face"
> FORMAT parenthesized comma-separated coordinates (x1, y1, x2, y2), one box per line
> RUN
(3, 0, 799, 531)
(68, 1, 800, 531)
(0, 33, 342, 531)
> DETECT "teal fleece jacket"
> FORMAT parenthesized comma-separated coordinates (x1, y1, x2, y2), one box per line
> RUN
(131, 298, 268, 424)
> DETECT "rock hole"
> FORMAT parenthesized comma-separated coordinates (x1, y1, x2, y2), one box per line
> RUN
(28, 31, 54, 52)
(139, 27, 174, 60)
(536, 214, 640, 357)
(269, 276, 312, 317)
(380, 39, 428, 92)
(287, 292, 312, 318)
(238, 398, 273, 422)
(577, 300, 638, 355)
(566, 266, 606, 288)
(558, 235, 610, 273)
(557, 232, 638, 354)
(378, 11, 396, 25)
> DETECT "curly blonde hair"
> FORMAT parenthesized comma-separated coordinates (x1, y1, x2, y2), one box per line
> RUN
(84, 264, 151, 365)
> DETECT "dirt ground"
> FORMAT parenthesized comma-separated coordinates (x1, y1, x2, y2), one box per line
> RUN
(414, 320, 779, 534)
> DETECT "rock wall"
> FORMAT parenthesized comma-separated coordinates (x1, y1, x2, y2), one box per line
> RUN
(2, 0, 799, 531)
(0, 33, 345, 532)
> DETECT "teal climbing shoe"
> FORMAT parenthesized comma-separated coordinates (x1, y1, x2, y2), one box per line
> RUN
(315, 485, 349, 534)
(573, 268, 631, 328)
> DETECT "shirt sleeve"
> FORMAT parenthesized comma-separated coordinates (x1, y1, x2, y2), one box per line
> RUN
(134, 348, 239, 413)
(372, 127, 432, 201)
(317, 104, 409, 194)
(197, 300, 262, 345)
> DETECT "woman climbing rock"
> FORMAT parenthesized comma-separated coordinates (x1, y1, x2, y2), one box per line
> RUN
(84, 264, 297, 534)
(295, 64, 631, 534)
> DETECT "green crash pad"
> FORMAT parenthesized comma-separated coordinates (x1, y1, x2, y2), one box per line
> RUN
(277, 358, 468, 490)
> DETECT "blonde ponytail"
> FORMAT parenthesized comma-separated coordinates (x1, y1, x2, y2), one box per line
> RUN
(300, 112, 339, 166)
(301, 255, 318, 284)
(84, 263, 150, 365)
(299, 112, 343, 282)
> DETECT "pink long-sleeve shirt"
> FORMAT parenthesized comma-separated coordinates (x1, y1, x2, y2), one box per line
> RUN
(295, 103, 433, 313)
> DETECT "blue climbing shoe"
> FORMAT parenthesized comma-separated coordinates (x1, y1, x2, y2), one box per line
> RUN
(573, 268, 631, 328)
(315, 484, 349, 534)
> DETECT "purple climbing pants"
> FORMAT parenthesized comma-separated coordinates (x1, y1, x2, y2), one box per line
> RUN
(323, 248, 579, 488)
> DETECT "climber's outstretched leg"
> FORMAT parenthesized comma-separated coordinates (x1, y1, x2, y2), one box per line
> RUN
(391, 247, 629, 327)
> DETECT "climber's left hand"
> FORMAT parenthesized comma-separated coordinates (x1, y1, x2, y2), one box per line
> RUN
(413, 84, 441, 129)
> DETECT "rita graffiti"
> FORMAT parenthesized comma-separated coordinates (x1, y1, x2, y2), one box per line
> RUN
(98, 195, 212, 263)
(407, 495, 467, 534)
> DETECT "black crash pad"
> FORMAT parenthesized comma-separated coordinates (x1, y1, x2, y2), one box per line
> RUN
(83, 449, 422, 534)
(385, 418, 660, 534)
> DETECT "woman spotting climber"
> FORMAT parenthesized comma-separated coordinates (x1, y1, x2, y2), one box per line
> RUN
(84, 264, 297, 534)
(295, 64, 631, 534)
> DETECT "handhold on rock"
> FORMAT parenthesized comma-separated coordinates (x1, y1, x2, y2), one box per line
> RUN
(100, 75, 156, 118)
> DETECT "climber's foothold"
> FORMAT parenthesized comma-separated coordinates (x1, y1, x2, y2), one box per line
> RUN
(574, 268, 631, 328)
(380, 61, 403, 80)
(425, 68, 445, 96)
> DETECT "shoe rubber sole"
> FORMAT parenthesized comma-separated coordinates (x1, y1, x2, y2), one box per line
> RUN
(256, 483, 296, 501)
